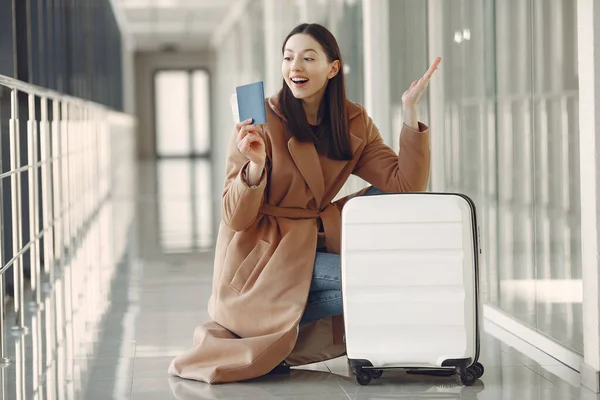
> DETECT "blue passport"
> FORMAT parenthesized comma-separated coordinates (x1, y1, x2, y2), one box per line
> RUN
(236, 81, 267, 125)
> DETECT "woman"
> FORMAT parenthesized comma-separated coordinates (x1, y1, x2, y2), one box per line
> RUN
(169, 23, 440, 384)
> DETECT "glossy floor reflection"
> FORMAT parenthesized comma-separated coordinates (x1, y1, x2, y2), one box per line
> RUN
(2, 159, 598, 399)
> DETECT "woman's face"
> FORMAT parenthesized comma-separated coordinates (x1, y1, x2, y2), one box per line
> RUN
(282, 34, 340, 103)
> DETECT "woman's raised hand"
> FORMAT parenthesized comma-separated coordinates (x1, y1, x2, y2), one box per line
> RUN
(236, 118, 266, 166)
(402, 57, 442, 108)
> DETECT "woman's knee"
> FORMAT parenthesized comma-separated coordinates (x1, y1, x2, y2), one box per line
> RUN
(363, 186, 385, 196)
(333, 186, 385, 209)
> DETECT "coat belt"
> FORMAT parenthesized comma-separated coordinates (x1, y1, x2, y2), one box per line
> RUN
(259, 204, 321, 219)
(259, 203, 341, 254)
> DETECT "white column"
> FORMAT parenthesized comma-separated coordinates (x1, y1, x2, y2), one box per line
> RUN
(107, 0, 131, 42)
(427, 0, 446, 191)
(578, 0, 600, 393)
(362, 0, 391, 144)
(297, 0, 309, 22)
(263, 0, 282, 97)
(263, 0, 300, 98)
(238, 14, 255, 84)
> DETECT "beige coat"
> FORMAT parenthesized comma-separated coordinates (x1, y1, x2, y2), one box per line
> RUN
(168, 94, 431, 383)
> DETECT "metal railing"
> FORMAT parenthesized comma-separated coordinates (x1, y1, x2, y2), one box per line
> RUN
(0, 74, 136, 399)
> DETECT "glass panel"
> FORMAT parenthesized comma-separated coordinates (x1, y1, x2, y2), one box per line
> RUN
(532, 0, 582, 353)
(330, 0, 364, 104)
(192, 70, 210, 155)
(495, 0, 537, 329)
(303, 0, 364, 104)
(438, 0, 498, 306)
(461, 0, 498, 311)
(437, 0, 583, 354)
(388, 0, 429, 144)
(154, 70, 190, 156)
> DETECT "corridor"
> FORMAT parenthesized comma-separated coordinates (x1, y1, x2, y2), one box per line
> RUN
(1, 160, 595, 400)
(2, 0, 600, 398)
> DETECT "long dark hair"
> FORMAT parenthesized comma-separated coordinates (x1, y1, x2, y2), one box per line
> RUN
(278, 23, 352, 161)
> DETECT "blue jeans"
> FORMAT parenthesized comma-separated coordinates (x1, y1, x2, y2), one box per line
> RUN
(300, 186, 384, 326)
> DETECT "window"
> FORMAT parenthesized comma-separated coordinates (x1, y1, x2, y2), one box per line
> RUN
(154, 69, 211, 157)
(154, 69, 213, 252)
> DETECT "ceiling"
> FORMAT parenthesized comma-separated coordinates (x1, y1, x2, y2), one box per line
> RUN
(112, 0, 241, 52)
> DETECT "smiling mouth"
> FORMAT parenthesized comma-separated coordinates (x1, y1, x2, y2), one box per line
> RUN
(291, 77, 309, 87)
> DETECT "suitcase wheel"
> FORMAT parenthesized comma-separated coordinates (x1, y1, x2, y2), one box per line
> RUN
(353, 368, 382, 385)
(348, 359, 379, 385)
(460, 369, 477, 386)
(355, 371, 372, 386)
(471, 362, 484, 378)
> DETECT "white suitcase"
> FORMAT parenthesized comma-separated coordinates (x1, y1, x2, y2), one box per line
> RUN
(340, 192, 483, 386)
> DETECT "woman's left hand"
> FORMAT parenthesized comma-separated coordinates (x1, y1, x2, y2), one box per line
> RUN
(402, 57, 442, 108)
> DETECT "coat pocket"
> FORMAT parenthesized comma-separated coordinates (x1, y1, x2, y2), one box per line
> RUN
(229, 240, 270, 293)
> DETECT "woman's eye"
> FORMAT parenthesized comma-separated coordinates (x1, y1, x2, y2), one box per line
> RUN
(284, 57, 292, 61)
(304, 58, 314, 61)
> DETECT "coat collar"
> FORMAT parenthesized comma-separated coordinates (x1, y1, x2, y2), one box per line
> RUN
(268, 94, 363, 205)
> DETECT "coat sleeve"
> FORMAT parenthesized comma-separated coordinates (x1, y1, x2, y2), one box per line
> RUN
(221, 125, 269, 231)
(352, 112, 431, 192)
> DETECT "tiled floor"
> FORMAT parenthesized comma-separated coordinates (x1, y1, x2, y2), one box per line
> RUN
(3, 246, 599, 400)
(2, 160, 598, 399)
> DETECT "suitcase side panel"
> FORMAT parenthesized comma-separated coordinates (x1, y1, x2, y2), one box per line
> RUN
(341, 193, 479, 368)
